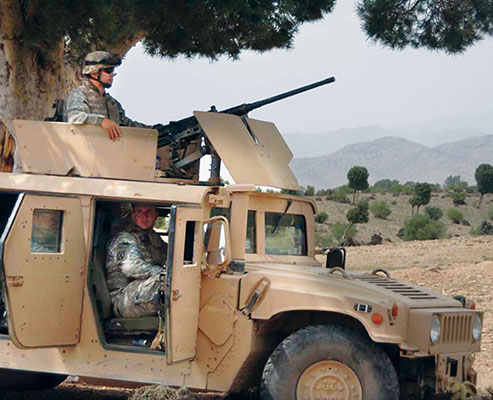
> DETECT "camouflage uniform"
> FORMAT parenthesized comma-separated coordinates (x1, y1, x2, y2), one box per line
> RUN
(106, 226, 167, 318)
(65, 80, 149, 128)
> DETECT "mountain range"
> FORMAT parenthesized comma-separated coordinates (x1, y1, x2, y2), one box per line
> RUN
(289, 135, 493, 189)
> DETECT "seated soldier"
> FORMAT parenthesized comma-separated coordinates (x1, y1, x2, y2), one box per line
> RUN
(106, 203, 167, 318)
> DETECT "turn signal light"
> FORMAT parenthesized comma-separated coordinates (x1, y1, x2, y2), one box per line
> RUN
(392, 303, 399, 317)
(371, 312, 383, 325)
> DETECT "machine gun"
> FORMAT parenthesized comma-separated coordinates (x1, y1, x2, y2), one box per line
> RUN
(156, 76, 335, 148)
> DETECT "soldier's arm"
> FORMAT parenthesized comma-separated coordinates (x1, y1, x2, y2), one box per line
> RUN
(111, 233, 163, 279)
(112, 97, 151, 128)
(66, 89, 106, 126)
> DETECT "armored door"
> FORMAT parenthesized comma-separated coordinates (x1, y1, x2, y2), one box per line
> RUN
(1, 194, 86, 348)
(166, 205, 204, 363)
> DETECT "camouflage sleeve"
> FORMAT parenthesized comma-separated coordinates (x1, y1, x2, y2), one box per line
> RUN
(112, 96, 151, 128)
(66, 89, 106, 126)
(108, 232, 163, 279)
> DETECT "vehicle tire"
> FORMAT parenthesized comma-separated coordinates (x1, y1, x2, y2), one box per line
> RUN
(260, 324, 399, 400)
(0, 368, 67, 390)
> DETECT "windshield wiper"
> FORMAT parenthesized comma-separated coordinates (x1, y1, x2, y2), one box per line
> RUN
(271, 199, 293, 235)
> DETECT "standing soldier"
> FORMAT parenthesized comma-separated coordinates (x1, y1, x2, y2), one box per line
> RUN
(106, 204, 167, 318)
(65, 51, 151, 141)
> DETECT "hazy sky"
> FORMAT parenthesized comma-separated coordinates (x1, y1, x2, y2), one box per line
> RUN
(112, 1, 493, 137)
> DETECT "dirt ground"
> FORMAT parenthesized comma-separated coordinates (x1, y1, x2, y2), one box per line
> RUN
(3, 235, 493, 399)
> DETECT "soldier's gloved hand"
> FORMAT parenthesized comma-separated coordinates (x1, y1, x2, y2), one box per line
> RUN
(102, 118, 121, 141)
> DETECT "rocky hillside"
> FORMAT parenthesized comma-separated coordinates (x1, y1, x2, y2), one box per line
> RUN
(290, 135, 493, 189)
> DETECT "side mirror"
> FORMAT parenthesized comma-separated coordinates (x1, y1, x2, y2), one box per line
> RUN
(326, 247, 346, 269)
(202, 216, 231, 275)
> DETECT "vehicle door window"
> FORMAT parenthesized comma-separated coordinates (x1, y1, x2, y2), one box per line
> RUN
(31, 209, 63, 253)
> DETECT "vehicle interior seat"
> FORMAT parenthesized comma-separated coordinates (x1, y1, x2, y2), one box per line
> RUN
(90, 204, 159, 338)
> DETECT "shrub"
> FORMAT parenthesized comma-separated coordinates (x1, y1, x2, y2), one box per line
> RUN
(402, 215, 446, 241)
(447, 208, 463, 224)
(332, 189, 350, 204)
(346, 199, 369, 224)
(425, 206, 443, 221)
(488, 208, 493, 221)
(471, 220, 493, 235)
(315, 233, 333, 248)
(452, 192, 466, 205)
(370, 201, 391, 219)
(315, 211, 328, 223)
(331, 223, 357, 242)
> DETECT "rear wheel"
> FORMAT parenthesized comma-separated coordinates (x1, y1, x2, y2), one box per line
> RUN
(0, 368, 67, 390)
(260, 324, 399, 400)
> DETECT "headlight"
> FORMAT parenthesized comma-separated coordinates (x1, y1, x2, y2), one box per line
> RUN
(472, 315, 482, 342)
(430, 316, 441, 345)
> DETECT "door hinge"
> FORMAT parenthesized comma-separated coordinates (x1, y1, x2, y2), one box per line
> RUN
(6, 276, 24, 287)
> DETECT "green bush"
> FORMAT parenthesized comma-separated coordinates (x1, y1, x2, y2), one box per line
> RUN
(402, 215, 446, 241)
(332, 189, 350, 204)
(447, 208, 463, 224)
(471, 220, 493, 235)
(451, 192, 466, 205)
(425, 206, 443, 221)
(331, 223, 357, 241)
(370, 201, 391, 219)
(315, 233, 333, 248)
(315, 211, 328, 223)
(346, 199, 369, 224)
(488, 208, 493, 221)
(304, 185, 315, 196)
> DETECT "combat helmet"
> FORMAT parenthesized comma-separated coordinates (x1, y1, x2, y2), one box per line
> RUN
(82, 51, 122, 75)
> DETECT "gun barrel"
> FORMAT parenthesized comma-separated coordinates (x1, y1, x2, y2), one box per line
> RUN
(157, 76, 336, 147)
(220, 76, 336, 115)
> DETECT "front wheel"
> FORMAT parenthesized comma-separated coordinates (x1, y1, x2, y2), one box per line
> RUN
(260, 324, 399, 400)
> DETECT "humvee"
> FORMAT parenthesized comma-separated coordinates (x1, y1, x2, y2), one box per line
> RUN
(0, 84, 483, 399)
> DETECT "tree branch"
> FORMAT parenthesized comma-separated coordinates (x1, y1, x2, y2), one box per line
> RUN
(0, 0, 24, 39)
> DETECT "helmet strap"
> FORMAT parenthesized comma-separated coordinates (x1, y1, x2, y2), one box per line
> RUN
(88, 71, 112, 89)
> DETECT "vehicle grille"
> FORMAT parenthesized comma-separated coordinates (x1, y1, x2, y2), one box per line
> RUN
(353, 274, 438, 300)
(440, 313, 472, 345)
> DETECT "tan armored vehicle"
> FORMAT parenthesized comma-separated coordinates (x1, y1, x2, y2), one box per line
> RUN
(0, 82, 483, 399)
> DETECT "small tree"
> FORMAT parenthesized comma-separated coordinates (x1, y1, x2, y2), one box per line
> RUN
(373, 179, 399, 192)
(475, 164, 493, 208)
(347, 166, 369, 204)
(346, 199, 369, 224)
(409, 183, 432, 215)
(444, 175, 468, 191)
(304, 185, 315, 196)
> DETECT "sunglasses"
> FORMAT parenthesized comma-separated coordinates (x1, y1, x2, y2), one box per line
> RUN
(102, 67, 115, 74)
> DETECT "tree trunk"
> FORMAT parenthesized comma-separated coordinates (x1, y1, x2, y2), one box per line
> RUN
(0, 13, 79, 171)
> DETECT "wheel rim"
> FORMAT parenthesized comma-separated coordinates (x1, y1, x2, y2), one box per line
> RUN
(296, 360, 363, 400)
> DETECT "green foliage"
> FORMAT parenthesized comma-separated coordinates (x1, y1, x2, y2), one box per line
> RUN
(315, 233, 333, 248)
(331, 223, 357, 241)
(346, 199, 369, 224)
(471, 220, 493, 236)
(304, 185, 315, 196)
(315, 211, 329, 223)
(315, 188, 331, 196)
(10, 1, 338, 63)
(357, 0, 493, 53)
(370, 201, 391, 219)
(347, 166, 369, 192)
(331, 188, 350, 204)
(402, 215, 446, 241)
(488, 208, 493, 221)
(280, 188, 302, 195)
(425, 206, 443, 221)
(447, 208, 463, 224)
(475, 164, 493, 195)
(451, 192, 466, 205)
(372, 179, 400, 192)
(409, 183, 432, 213)
(444, 175, 468, 191)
